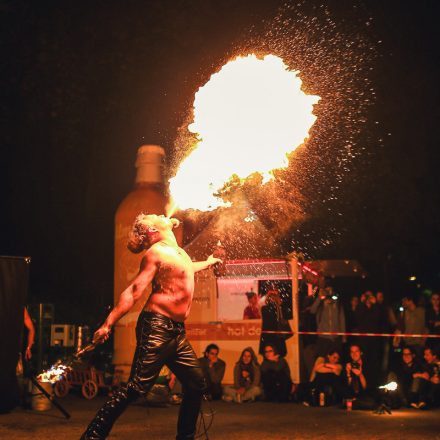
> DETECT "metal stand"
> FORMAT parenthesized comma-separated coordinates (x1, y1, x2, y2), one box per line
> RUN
(374, 402, 392, 414)
(30, 376, 71, 419)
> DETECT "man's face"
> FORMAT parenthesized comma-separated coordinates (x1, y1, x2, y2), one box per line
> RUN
(207, 348, 218, 363)
(402, 297, 414, 309)
(402, 349, 414, 365)
(376, 292, 384, 303)
(431, 293, 440, 308)
(264, 346, 276, 360)
(350, 346, 362, 362)
(249, 294, 258, 306)
(424, 349, 435, 364)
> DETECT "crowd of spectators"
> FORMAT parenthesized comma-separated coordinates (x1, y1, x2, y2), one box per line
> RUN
(144, 289, 439, 411)
(298, 287, 440, 410)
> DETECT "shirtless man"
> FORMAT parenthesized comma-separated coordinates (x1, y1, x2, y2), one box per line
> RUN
(81, 214, 221, 440)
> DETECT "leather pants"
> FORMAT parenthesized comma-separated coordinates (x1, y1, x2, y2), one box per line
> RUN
(81, 311, 206, 440)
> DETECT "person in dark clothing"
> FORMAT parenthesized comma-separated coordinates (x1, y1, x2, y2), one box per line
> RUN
(355, 292, 381, 387)
(346, 295, 359, 333)
(261, 344, 292, 402)
(198, 344, 226, 400)
(375, 291, 397, 379)
(308, 349, 343, 405)
(342, 344, 375, 410)
(426, 292, 440, 353)
(388, 346, 428, 408)
(259, 288, 290, 357)
(422, 347, 440, 408)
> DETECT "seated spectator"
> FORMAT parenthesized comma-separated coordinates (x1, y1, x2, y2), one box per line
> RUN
(261, 344, 292, 402)
(145, 365, 175, 407)
(422, 347, 440, 408)
(308, 349, 343, 405)
(198, 343, 226, 400)
(343, 344, 374, 410)
(223, 347, 262, 403)
(388, 346, 428, 408)
(243, 290, 261, 319)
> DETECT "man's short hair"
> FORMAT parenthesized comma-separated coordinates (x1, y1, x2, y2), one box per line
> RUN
(246, 291, 256, 300)
(424, 346, 438, 358)
(127, 213, 156, 253)
(264, 344, 278, 355)
(205, 343, 219, 355)
(402, 289, 419, 304)
(402, 346, 415, 355)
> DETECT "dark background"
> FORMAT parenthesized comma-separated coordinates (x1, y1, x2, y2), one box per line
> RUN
(1, 0, 439, 323)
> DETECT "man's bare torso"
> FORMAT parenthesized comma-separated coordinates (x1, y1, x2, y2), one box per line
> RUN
(143, 242, 195, 322)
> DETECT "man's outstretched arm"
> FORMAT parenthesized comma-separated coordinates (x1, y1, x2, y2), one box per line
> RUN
(192, 255, 222, 273)
(93, 250, 159, 344)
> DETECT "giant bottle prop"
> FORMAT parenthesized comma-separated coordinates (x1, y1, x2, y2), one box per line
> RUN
(113, 145, 182, 380)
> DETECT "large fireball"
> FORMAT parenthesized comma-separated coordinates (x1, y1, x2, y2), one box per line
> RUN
(169, 54, 320, 212)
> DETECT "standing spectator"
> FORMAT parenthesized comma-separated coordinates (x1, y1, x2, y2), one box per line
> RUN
(198, 344, 226, 400)
(346, 295, 359, 333)
(259, 287, 290, 357)
(426, 292, 440, 353)
(223, 347, 262, 403)
(396, 294, 426, 358)
(422, 347, 440, 408)
(310, 286, 346, 357)
(355, 292, 381, 386)
(261, 344, 292, 402)
(375, 291, 397, 378)
(243, 291, 261, 319)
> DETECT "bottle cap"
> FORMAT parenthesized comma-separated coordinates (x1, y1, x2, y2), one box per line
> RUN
(135, 144, 165, 183)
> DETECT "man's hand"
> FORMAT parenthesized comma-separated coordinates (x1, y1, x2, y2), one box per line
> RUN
(93, 325, 112, 345)
(352, 367, 362, 376)
(25, 346, 32, 361)
(207, 254, 222, 266)
(242, 370, 250, 378)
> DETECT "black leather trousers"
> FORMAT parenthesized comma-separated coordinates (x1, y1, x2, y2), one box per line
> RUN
(81, 311, 206, 440)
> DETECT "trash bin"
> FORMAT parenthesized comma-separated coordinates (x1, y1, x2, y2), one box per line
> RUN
(31, 380, 53, 411)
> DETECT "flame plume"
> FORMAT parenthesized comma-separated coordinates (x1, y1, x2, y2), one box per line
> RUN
(37, 362, 70, 384)
(169, 54, 320, 212)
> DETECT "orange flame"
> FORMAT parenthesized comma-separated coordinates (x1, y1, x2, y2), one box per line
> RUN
(169, 54, 320, 212)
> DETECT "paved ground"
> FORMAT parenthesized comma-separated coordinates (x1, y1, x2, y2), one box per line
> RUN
(1, 393, 439, 440)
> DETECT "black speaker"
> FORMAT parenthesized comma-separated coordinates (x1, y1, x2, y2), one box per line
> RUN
(0, 255, 30, 413)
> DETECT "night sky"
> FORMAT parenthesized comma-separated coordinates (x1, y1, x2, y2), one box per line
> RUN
(1, 0, 439, 324)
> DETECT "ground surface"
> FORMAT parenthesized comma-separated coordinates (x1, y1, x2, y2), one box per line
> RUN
(1, 393, 439, 440)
